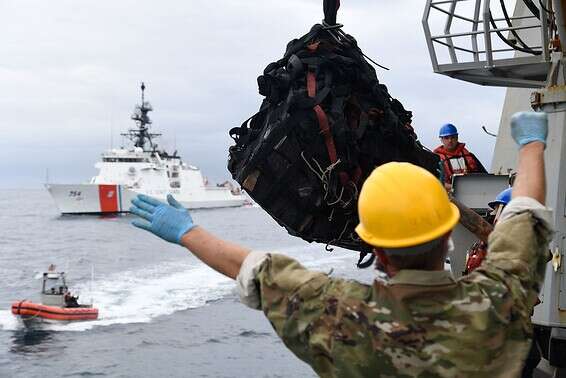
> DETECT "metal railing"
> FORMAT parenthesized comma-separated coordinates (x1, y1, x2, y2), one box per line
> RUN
(423, 0, 552, 87)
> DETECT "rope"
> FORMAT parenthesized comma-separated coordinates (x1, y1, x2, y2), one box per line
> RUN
(300, 151, 343, 203)
(327, 186, 345, 206)
(326, 220, 351, 252)
(16, 300, 42, 320)
(303, 153, 357, 209)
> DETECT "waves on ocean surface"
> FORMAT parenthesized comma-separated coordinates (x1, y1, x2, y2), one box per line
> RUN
(0, 261, 235, 332)
(0, 242, 370, 333)
(0, 190, 373, 377)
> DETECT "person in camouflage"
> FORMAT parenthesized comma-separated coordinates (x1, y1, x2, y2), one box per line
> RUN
(130, 111, 553, 377)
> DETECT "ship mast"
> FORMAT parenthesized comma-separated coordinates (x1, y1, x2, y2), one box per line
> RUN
(121, 82, 161, 151)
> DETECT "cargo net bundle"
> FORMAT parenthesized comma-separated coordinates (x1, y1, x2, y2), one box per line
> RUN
(228, 3, 439, 261)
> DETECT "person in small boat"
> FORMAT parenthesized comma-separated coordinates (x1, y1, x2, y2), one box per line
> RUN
(64, 292, 80, 308)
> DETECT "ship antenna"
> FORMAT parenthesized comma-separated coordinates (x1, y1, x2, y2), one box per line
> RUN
(122, 82, 161, 151)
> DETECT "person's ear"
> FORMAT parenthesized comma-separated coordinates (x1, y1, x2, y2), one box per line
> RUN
(374, 248, 389, 267)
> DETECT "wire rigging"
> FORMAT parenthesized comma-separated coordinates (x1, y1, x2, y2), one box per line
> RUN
(539, 0, 553, 15)
(523, 0, 541, 19)
(485, 0, 550, 56)
(499, 0, 540, 53)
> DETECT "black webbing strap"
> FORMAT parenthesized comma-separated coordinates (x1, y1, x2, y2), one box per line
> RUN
(323, 0, 340, 26)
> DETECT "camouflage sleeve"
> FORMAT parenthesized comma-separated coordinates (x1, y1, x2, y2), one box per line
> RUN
(474, 197, 553, 319)
(254, 254, 340, 371)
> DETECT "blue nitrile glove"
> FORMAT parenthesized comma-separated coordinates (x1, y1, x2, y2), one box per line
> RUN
(130, 194, 196, 244)
(510, 111, 548, 148)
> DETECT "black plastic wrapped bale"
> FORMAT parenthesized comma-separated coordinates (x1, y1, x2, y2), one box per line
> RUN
(228, 17, 439, 254)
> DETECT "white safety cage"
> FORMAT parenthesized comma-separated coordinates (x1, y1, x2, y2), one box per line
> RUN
(423, 0, 553, 87)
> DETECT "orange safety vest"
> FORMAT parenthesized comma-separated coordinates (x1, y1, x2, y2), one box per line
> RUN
(433, 143, 486, 184)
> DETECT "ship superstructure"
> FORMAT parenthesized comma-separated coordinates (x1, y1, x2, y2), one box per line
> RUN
(423, 1, 566, 373)
(47, 83, 245, 214)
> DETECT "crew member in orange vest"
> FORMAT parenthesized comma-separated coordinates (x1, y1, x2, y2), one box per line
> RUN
(433, 123, 486, 191)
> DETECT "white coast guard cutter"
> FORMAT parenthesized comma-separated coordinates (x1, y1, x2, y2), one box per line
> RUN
(46, 83, 246, 214)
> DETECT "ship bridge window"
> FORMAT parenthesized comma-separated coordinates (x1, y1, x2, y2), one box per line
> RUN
(103, 157, 145, 163)
(43, 277, 66, 294)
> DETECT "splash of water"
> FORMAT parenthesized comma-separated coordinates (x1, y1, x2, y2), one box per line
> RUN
(1, 244, 360, 332)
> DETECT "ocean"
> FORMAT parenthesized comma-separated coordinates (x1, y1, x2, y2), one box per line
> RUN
(0, 189, 375, 377)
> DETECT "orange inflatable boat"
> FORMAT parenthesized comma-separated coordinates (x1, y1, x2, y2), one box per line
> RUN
(11, 300, 98, 321)
(11, 265, 99, 323)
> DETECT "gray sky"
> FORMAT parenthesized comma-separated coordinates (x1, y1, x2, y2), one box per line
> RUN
(0, 0, 509, 188)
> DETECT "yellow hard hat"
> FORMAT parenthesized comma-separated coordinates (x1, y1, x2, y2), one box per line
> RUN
(355, 162, 460, 249)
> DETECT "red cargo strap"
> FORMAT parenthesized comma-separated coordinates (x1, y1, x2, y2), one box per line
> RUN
(307, 41, 320, 53)
(307, 70, 317, 98)
(307, 70, 349, 186)
(352, 166, 362, 184)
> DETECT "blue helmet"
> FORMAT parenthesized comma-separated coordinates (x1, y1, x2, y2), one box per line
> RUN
(488, 187, 512, 209)
(439, 123, 458, 137)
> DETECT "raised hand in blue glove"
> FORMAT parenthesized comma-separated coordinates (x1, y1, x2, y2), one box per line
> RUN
(130, 194, 196, 244)
(510, 111, 548, 148)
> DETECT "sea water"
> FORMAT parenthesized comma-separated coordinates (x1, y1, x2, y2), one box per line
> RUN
(0, 189, 374, 377)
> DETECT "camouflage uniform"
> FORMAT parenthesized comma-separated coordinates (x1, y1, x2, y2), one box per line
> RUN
(237, 198, 553, 377)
